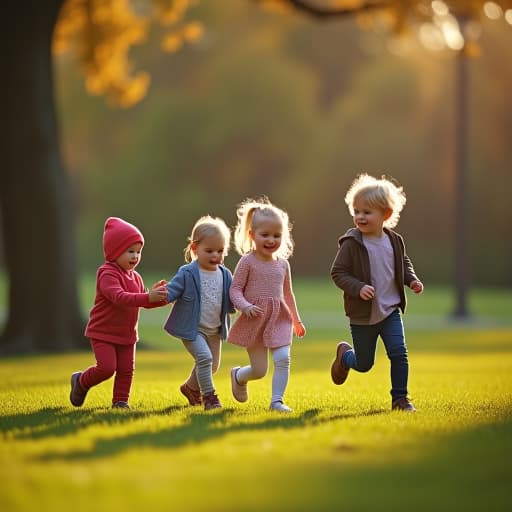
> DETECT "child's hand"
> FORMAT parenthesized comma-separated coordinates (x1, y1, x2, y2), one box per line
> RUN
(359, 285, 375, 301)
(151, 280, 167, 289)
(294, 322, 306, 339)
(243, 304, 263, 318)
(410, 280, 424, 294)
(148, 285, 168, 303)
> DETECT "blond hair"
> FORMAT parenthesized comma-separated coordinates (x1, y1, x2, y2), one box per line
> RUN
(344, 173, 406, 229)
(184, 215, 231, 262)
(233, 197, 294, 259)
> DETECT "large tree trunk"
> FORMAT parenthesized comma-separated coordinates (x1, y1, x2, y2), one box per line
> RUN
(1, 1, 86, 353)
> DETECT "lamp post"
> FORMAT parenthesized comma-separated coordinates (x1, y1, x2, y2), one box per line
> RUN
(453, 14, 470, 318)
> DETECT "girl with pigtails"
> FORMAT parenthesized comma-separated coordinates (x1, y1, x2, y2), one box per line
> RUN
(228, 197, 306, 413)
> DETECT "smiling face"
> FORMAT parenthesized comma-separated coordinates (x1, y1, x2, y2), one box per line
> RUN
(352, 197, 391, 238)
(192, 233, 226, 271)
(250, 217, 283, 261)
(116, 242, 143, 271)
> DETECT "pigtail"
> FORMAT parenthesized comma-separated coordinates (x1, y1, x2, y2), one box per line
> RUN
(184, 215, 231, 262)
(183, 239, 194, 263)
(234, 202, 257, 255)
(234, 197, 294, 259)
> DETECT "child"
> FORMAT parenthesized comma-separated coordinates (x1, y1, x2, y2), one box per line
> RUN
(164, 216, 234, 411)
(70, 217, 168, 409)
(229, 197, 306, 413)
(330, 174, 424, 412)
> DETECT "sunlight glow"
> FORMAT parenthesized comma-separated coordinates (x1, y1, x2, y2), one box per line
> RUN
(419, 23, 446, 51)
(505, 9, 512, 25)
(483, 2, 503, 20)
(440, 19, 464, 50)
(431, 1, 449, 17)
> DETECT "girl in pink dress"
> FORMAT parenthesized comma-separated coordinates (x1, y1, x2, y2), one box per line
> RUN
(228, 197, 306, 412)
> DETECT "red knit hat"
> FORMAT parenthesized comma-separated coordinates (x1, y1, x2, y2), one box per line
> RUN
(103, 217, 144, 261)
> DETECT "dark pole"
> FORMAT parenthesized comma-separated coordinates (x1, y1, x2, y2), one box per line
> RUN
(453, 15, 470, 318)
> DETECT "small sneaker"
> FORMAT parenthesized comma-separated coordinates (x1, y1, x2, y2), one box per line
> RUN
(270, 401, 293, 413)
(331, 342, 352, 385)
(180, 383, 202, 406)
(70, 372, 88, 407)
(202, 392, 222, 411)
(392, 397, 416, 412)
(231, 367, 248, 403)
(112, 401, 130, 409)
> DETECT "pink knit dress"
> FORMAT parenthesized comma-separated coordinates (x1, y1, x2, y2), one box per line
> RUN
(228, 252, 302, 348)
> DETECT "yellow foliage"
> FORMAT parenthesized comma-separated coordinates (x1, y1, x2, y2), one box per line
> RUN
(182, 21, 203, 42)
(274, 0, 511, 53)
(54, 0, 201, 107)
(54, 0, 510, 107)
(259, 0, 294, 16)
(154, 0, 192, 26)
(161, 33, 183, 52)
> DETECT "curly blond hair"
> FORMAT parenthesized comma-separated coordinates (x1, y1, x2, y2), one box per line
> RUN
(344, 173, 406, 228)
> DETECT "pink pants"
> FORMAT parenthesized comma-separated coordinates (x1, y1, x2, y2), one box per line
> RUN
(80, 339, 136, 404)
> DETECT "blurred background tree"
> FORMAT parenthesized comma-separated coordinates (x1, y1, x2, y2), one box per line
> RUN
(1, 0, 201, 353)
(256, 0, 512, 316)
(1, 0, 511, 353)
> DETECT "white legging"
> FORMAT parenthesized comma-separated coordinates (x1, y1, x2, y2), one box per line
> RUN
(182, 332, 221, 396)
(236, 344, 291, 404)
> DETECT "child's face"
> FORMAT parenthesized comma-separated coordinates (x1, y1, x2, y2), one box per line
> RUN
(250, 218, 282, 261)
(352, 198, 391, 237)
(116, 242, 143, 271)
(193, 234, 226, 271)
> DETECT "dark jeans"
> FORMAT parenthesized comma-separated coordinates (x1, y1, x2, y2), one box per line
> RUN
(343, 309, 409, 399)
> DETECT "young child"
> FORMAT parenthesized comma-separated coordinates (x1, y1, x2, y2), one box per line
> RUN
(330, 174, 424, 412)
(229, 197, 306, 413)
(164, 216, 234, 411)
(70, 217, 168, 409)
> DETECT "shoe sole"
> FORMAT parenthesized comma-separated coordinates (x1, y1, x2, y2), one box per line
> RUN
(270, 403, 293, 413)
(70, 372, 85, 407)
(180, 384, 202, 406)
(331, 342, 350, 385)
(231, 367, 248, 403)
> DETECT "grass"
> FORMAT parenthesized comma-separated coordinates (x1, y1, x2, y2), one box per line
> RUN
(0, 277, 511, 511)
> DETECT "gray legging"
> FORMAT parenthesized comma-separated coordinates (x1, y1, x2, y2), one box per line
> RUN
(182, 332, 221, 396)
(236, 344, 291, 405)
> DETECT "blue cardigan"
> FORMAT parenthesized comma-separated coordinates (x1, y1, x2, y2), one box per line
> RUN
(164, 261, 234, 341)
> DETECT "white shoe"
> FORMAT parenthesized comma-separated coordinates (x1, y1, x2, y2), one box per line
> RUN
(270, 401, 292, 413)
(231, 367, 248, 402)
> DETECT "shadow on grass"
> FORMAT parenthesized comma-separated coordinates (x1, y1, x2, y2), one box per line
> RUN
(282, 418, 512, 511)
(0, 405, 187, 440)
(27, 407, 386, 462)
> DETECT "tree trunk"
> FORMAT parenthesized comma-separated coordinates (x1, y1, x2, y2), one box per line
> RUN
(1, 1, 86, 353)
(453, 17, 471, 318)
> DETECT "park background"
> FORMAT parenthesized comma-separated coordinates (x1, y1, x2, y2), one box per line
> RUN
(53, 2, 512, 288)
(1, 2, 512, 512)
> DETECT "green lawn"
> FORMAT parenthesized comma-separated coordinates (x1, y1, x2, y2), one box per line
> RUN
(0, 278, 511, 511)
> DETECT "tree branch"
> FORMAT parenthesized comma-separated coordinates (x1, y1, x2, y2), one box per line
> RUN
(254, 0, 393, 19)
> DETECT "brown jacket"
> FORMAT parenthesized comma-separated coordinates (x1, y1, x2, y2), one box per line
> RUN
(330, 227, 419, 323)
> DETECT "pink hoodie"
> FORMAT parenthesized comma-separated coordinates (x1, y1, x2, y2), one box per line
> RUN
(85, 217, 158, 345)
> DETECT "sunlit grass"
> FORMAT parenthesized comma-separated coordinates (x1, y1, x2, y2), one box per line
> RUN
(1, 331, 511, 512)
(1, 276, 511, 510)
